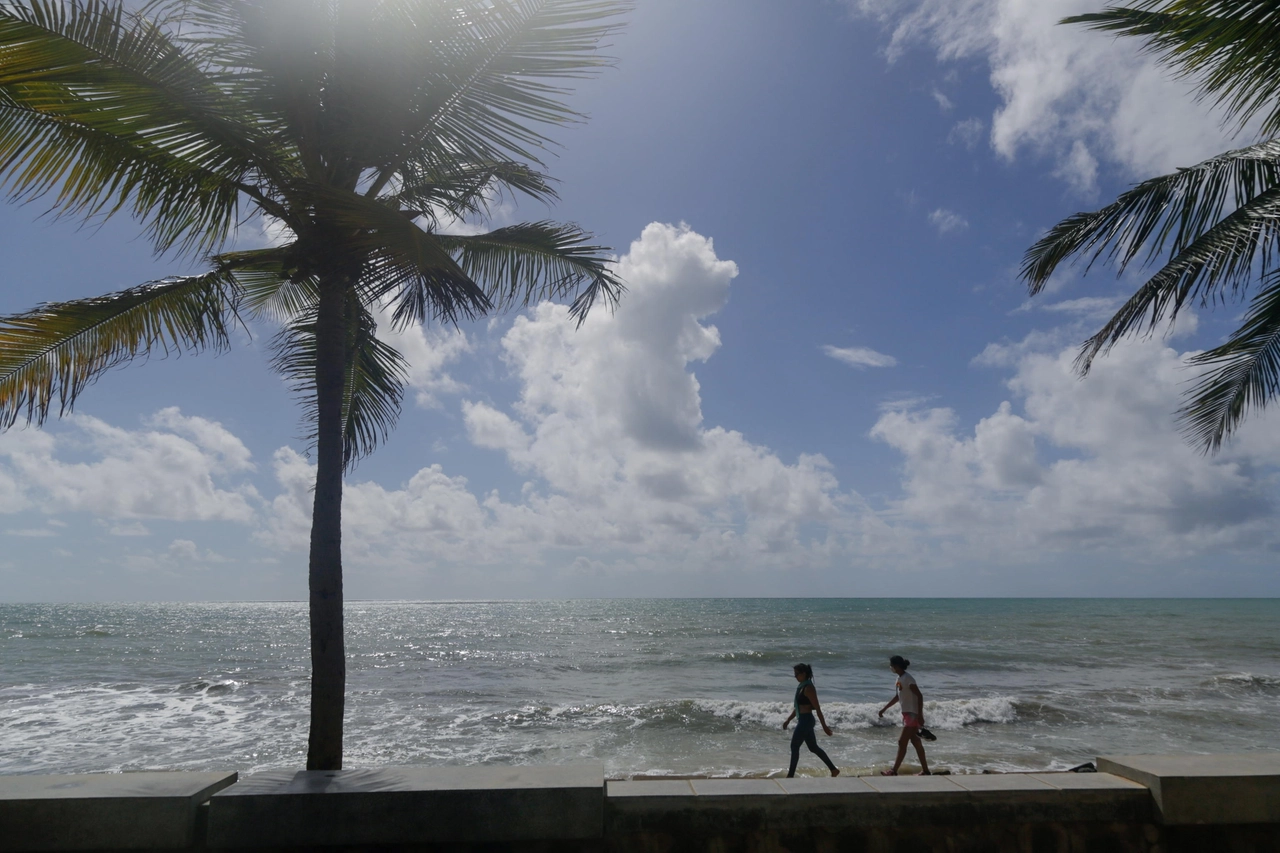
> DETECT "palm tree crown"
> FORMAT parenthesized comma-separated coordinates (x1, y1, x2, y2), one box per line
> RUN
(0, 0, 627, 768)
(1022, 0, 1280, 451)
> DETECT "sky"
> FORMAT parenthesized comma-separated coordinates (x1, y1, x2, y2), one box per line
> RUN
(2, 0, 1279, 601)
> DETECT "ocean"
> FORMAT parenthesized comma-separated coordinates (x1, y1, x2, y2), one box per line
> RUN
(2, 599, 1277, 778)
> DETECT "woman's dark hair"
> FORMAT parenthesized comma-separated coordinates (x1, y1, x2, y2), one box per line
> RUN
(889, 655, 910, 669)
(793, 663, 814, 680)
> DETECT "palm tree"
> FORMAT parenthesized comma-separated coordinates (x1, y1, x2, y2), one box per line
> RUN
(0, 0, 626, 770)
(1022, 1, 1280, 451)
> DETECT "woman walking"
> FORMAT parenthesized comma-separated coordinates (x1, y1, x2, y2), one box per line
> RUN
(878, 655, 930, 775)
(781, 663, 840, 778)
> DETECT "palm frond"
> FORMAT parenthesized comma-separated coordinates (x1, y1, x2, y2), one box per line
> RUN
(388, 160, 557, 225)
(438, 220, 621, 323)
(1076, 181, 1280, 370)
(0, 0, 293, 252)
(1066, 1, 1280, 137)
(136, 0, 261, 69)
(316, 185, 493, 327)
(1021, 139, 1280, 369)
(0, 97, 244, 254)
(214, 245, 317, 324)
(272, 299, 407, 469)
(1023, 138, 1280, 292)
(366, 0, 629, 196)
(0, 270, 238, 428)
(1178, 270, 1280, 450)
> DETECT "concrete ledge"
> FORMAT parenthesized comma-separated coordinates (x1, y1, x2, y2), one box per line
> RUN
(606, 772, 1151, 833)
(1098, 753, 1280, 825)
(607, 778, 783, 836)
(6, 756, 1274, 851)
(0, 771, 237, 851)
(206, 765, 604, 848)
(1028, 772, 1151, 822)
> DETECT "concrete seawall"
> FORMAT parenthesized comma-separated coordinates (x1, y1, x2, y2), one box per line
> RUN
(2, 754, 1277, 853)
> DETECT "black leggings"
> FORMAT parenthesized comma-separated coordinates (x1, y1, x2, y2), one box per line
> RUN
(788, 713, 837, 777)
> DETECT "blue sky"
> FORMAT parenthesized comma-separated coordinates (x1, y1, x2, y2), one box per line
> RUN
(2, 0, 1279, 600)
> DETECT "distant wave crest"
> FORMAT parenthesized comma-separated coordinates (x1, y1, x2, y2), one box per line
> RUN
(1206, 673, 1280, 692)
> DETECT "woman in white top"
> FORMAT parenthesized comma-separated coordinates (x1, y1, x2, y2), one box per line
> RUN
(877, 655, 930, 775)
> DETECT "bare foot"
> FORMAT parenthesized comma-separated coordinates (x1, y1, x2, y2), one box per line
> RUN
(880, 770, 897, 776)
(831, 768, 840, 777)
(916, 770, 931, 776)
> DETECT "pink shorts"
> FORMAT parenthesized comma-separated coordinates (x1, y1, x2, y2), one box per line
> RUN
(902, 712, 923, 729)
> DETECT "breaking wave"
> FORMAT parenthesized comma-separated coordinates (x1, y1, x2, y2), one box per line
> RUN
(691, 696, 1018, 731)
(456, 696, 1021, 734)
(1206, 673, 1280, 692)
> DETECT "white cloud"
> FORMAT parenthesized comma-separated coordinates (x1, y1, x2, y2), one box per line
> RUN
(230, 214, 294, 250)
(8, 222, 1276, 588)
(374, 313, 471, 408)
(929, 208, 969, 234)
(823, 345, 898, 369)
(1054, 139, 1100, 196)
(108, 522, 151, 537)
(146, 407, 254, 472)
(121, 538, 230, 576)
(254, 223, 1280, 577)
(872, 331, 1280, 561)
(259, 223, 889, 572)
(851, 0, 1247, 188)
(932, 89, 953, 111)
(1037, 295, 1123, 317)
(0, 409, 259, 522)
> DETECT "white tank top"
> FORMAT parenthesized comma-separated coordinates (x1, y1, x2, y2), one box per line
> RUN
(896, 671, 921, 715)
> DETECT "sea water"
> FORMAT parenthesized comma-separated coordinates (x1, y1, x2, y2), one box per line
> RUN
(2, 599, 1278, 777)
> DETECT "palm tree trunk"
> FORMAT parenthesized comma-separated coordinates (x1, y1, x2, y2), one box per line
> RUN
(306, 274, 347, 771)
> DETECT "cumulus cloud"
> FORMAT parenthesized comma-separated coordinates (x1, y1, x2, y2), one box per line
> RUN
(230, 213, 294, 250)
(0, 408, 259, 522)
(872, 332, 1280, 561)
(10, 223, 1278, 588)
(255, 223, 1280, 576)
(458, 223, 869, 561)
(259, 223, 887, 572)
(823, 345, 898, 369)
(850, 0, 1248, 189)
(375, 314, 471, 408)
(121, 538, 231, 577)
(929, 208, 969, 234)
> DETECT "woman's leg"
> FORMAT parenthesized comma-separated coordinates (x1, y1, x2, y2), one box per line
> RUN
(802, 724, 839, 775)
(889, 727, 911, 774)
(787, 723, 805, 777)
(910, 732, 930, 774)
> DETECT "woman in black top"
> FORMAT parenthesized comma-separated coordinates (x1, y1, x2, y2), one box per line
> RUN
(781, 663, 839, 777)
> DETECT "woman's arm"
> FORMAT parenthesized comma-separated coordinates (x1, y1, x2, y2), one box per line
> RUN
(804, 686, 834, 736)
(878, 694, 899, 717)
(910, 684, 925, 726)
(782, 709, 796, 729)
